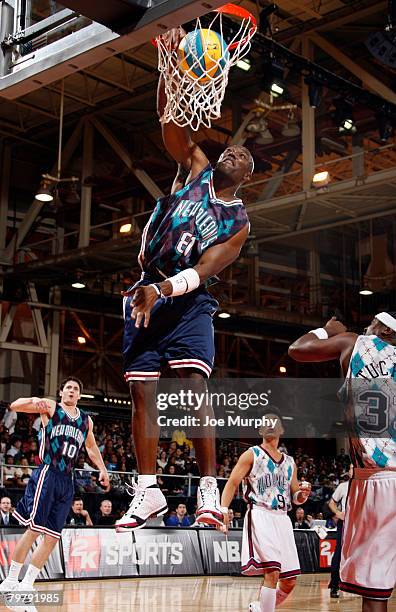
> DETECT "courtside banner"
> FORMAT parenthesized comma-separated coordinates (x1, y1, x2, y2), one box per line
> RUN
(134, 528, 203, 576)
(0, 527, 63, 580)
(61, 527, 202, 578)
(62, 528, 139, 578)
(198, 529, 243, 574)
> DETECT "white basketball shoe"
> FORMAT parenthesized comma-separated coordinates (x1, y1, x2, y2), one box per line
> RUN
(0, 578, 19, 611)
(248, 602, 261, 612)
(0, 581, 37, 612)
(115, 482, 168, 531)
(195, 476, 223, 526)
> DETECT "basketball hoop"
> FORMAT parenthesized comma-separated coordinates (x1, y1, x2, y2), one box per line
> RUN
(154, 3, 257, 131)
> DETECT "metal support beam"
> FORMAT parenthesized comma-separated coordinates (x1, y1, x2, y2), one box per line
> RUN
(260, 150, 299, 200)
(0, 1, 14, 76)
(0, 305, 17, 342)
(0, 140, 11, 252)
(27, 283, 48, 348)
(301, 36, 315, 192)
(4, 118, 83, 260)
(91, 117, 164, 200)
(352, 133, 365, 178)
(78, 120, 94, 248)
(309, 249, 321, 311)
(309, 32, 396, 105)
(0, 342, 49, 354)
(44, 287, 61, 397)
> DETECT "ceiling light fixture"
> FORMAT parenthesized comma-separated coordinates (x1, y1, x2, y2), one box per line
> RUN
(218, 312, 231, 319)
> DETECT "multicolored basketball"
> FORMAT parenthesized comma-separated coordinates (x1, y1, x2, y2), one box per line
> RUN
(178, 29, 230, 83)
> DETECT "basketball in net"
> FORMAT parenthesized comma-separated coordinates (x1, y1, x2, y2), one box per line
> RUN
(178, 29, 230, 83)
(154, 3, 257, 131)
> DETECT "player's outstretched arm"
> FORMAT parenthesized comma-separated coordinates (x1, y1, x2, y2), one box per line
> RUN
(290, 467, 311, 505)
(157, 29, 209, 181)
(125, 224, 249, 329)
(85, 417, 110, 490)
(288, 317, 357, 363)
(192, 224, 250, 283)
(10, 397, 55, 416)
(219, 450, 253, 532)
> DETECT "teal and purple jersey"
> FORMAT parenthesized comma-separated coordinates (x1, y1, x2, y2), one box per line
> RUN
(138, 164, 249, 277)
(38, 404, 90, 474)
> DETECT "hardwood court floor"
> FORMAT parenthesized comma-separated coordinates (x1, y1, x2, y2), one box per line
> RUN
(1, 574, 395, 612)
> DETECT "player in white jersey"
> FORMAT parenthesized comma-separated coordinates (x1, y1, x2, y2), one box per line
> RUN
(289, 312, 396, 612)
(219, 412, 311, 612)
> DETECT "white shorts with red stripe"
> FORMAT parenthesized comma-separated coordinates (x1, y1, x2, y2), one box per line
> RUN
(241, 506, 300, 578)
(340, 468, 396, 600)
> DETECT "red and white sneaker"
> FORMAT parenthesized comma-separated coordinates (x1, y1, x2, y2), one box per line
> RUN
(115, 482, 168, 532)
(195, 476, 223, 526)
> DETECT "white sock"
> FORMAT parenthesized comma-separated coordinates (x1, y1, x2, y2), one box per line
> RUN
(260, 586, 276, 612)
(276, 587, 289, 606)
(137, 475, 156, 488)
(7, 560, 22, 582)
(20, 564, 40, 588)
(200, 476, 217, 487)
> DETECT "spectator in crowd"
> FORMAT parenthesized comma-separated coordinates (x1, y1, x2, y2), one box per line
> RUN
(165, 464, 184, 495)
(66, 498, 93, 526)
(228, 508, 239, 529)
(326, 514, 337, 529)
(172, 429, 187, 447)
(94, 500, 115, 525)
(74, 455, 95, 493)
(1, 406, 17, 435)
(294, 507, 311, 529)
(14, 457, 32, 488)
(306, 514, 314, 528)
(174, 448, 186, 471)
(156, 467, 169, 494)
(165, 503, 191, 527)
(0, 496, 18, 526)
(3, 456, 17, 486)
(157, 451, 168, 471)
(6, 437, 22, 460)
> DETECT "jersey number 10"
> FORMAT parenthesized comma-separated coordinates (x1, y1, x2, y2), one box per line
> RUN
(61, 441, 78, 459)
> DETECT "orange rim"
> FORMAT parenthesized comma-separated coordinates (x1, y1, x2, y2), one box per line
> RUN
(152, 3, 257, 49)
(215, 3, 257, 50)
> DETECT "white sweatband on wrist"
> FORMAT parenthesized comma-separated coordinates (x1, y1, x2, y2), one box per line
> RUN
(292, 491, 304, 505)
(149, 284, 161, 297)
(220, 506, 229, 513)
(308, 328, 328, 340)
(167, 268, 200, 296)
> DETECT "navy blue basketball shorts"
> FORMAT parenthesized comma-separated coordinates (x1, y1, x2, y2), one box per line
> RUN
(13, 464, 74, 539)
(123, 283, 218, 382)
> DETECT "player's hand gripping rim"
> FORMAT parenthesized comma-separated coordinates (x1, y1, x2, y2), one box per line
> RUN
(121, 285, 159, 329)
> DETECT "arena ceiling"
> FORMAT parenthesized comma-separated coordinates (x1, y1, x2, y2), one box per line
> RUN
(0, 0, 394, 293)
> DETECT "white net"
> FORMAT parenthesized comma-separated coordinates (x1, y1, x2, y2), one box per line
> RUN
(156, 4, 256, 131)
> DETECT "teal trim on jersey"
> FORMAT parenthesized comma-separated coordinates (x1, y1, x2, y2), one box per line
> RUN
(271, 498, 278, 509)
(287, 465, 292, 479)
(267, 459, 275, 473)
(373, 337, 388, 351)
(350, 352, 365, 376)
(253, 446, 260, 457)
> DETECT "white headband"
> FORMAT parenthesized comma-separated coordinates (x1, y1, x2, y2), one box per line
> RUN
(376, 312, 396, 332)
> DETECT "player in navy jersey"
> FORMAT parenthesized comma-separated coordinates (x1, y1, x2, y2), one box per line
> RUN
(117, 27, 253, 531)
(0, 377, 109, 601)
(289, 313, 396, 612)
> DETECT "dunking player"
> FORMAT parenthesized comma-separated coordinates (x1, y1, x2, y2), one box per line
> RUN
(117, 28, 253, 530)
(289, 313, 396, 611)
(219, 413, 311, 612)
(0, 377, 109, 603)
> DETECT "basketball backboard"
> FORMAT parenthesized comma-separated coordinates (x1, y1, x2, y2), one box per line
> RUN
(0, 0, 226, 99)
